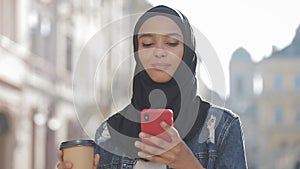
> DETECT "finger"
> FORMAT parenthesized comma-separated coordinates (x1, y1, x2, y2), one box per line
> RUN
(134, 141, 164, 156)
(57, 150, 73, 169)
(160, 121, 171, 130)
(139, 132, 170, 149)
(137, 150, 152, 158)
(57, 162, 62, 169)
(57, 162, 73, 169)
(57, 150, 67, 169)
(57, 150, 63, 162)
(160, 121, 180, 142)
(64, 162, 73, 169)
(94, 154, 100, 169)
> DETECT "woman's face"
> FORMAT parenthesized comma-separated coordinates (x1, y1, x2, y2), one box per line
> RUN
(137, 16, 184, 83)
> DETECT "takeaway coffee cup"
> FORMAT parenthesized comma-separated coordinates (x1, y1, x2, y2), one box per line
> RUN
(60, 139, 95, 169)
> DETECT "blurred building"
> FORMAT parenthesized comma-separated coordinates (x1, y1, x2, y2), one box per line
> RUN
(228, 24, 300, 169)
(75, 0, 154, 138)
(227, 47, 258, 169)
(0, 0, 79, 168)
(0, 0, 153, 169)
(256, 24, 300, 169)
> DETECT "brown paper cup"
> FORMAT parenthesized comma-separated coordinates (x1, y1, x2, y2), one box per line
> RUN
(60, 139, 95, 169)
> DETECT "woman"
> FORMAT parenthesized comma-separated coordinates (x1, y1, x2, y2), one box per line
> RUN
(58, 5, 248, 169)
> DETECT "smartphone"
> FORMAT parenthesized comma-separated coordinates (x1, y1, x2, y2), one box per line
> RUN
(141, 109, 174, 145)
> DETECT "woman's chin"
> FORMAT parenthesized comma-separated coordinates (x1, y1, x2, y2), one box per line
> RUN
(150, 74, 172, 83)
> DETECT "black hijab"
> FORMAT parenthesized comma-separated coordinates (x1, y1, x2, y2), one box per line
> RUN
(106, 5, 210, 158)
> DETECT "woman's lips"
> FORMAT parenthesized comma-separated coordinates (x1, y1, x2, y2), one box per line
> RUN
(150, 63, 171, 70)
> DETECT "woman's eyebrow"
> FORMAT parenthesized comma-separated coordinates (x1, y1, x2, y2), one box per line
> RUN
(138, 33, 183, 39)
(138, 33, 153, 39)
(165, 33, 182, 38)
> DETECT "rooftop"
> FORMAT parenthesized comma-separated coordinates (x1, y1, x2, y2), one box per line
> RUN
(270, 24, 300, 58)
(231, 47, 252, 61)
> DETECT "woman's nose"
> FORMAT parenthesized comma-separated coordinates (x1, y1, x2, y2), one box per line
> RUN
(154, 44, 167, 58)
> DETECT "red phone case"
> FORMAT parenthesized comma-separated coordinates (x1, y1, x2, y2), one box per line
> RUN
(141, 109, 174, 145)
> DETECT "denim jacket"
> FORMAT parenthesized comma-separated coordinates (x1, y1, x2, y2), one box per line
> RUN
(94, 105, 248, 169)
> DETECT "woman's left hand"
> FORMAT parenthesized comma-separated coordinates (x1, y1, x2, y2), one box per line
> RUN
(134, 121, 204, 169)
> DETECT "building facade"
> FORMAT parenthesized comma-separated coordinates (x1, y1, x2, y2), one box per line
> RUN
(0, 0, 153, 169)
(228, 25, 300, 169)
(227, 47, 258, 168)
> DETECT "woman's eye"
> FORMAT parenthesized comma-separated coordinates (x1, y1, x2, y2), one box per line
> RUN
(167, 41, 179, 47)
(142, 43, 153, 47)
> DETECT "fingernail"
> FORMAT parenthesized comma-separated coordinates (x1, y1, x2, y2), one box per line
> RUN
(134, 141, 140, 147)
(137, 152, 144, 158)
(161, 121, 167, 126)
(65, 162, 72, 168)
(139, 132, 146, 137)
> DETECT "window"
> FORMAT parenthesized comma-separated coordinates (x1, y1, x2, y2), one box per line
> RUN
(0, 113, 9, 133)
(296, 108, 300, 123)
(30, 10, 54, 63)
(67, 120, 81, 139)
(273, 74, 284, 91)
(0, 112, 10, 169)
(0, 0, 17, 41)
(0, 0, 3, 34)
(294, 74, 300, 90)
(236, 76, 244, 95)
(66, 36, 73, 71)
(30, 10, 41, 56)
(274, 108, 284, 124)
(253, 73, 263, 95)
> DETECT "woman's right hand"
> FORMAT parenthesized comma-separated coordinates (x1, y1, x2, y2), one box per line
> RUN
(57, 150, 100, 169)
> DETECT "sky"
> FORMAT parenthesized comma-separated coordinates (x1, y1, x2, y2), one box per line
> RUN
(147, 0, 300, 98)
